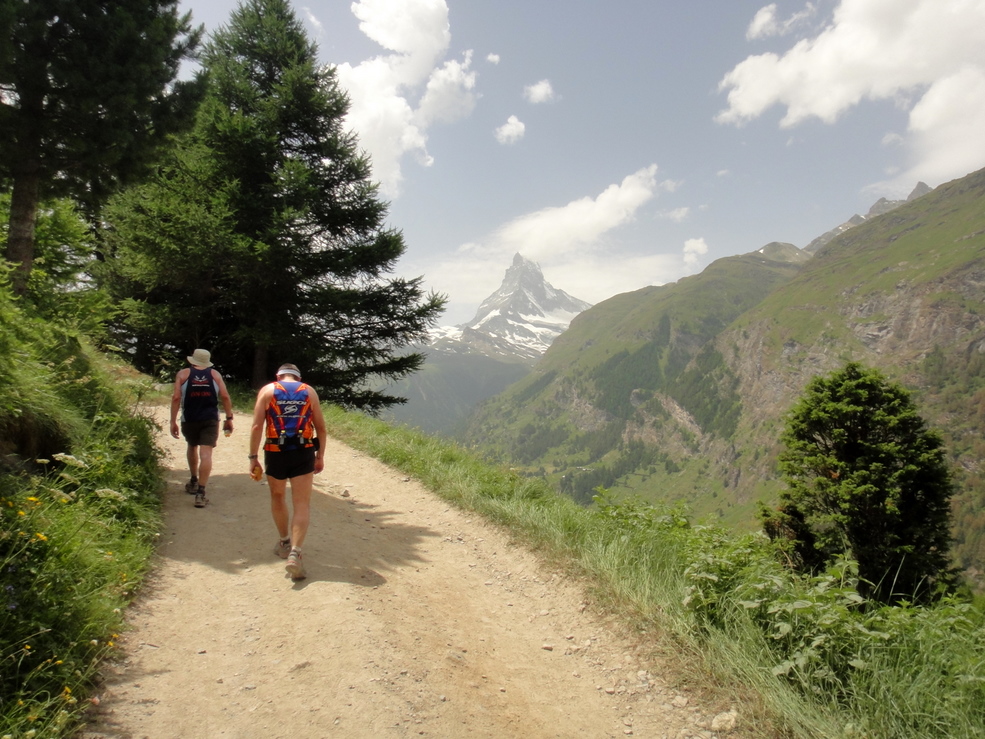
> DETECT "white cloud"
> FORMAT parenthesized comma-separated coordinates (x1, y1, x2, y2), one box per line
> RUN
(486, 53, 500, 64)
(302, 7, 324, 36)
(491, 165, 660, 259)
(746, 4, 781, 39)
(523, 79, 556, 104)
(350, 0, 449, 65)
(416, 50, 477, 126)
(683, 237, 709, 268)
(901, 65, 985, 185)
(718, 0, 985, 186)
(746, 3, 817, 40)
(334, 0, 477, 197)
(494, 115, 525, 144)
(662, 207, 690, 222)
(425, 165, 693, 314)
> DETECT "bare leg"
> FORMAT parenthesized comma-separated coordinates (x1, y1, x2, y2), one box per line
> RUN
(288, 472, 314, 550)
(198, 445, 214, 487)
(267, 476, 290, 540)
(186, 444, 200, 479)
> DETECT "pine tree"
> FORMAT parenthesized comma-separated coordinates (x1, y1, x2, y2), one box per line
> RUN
(761, 362, 956, 603)
(103, 0, 444, 409)
(0, 0, 203, 294)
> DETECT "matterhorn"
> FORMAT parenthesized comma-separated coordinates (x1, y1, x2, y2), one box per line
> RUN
(384, 254, 591, 434)
(430, 253, 592, 362)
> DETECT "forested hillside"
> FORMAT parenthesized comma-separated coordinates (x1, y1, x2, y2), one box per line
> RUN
(464, 167, 985, 585)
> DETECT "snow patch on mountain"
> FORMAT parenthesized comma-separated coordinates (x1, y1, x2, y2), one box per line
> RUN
(429, 253, 592, 363)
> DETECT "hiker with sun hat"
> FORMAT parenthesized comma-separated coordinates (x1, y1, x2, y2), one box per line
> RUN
(170, 348, 234, 508)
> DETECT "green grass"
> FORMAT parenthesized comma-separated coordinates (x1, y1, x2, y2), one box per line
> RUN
(325, 405, 985, 739)
(0, 287, 164, 737)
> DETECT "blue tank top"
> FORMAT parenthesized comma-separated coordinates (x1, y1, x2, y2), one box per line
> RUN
(181, 367, 219, 423)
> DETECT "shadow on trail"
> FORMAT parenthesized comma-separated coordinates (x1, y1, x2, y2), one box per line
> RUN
(158, 466, 440, 588)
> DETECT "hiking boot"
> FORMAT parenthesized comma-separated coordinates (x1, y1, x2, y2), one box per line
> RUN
(273, 538, 292, 559)
(194, 487, 208, 508)
(285, 549, 306, 580)
(185, 477, 198, 494)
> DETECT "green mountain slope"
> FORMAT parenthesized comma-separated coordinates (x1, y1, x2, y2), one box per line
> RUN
(464, 166, 985, 584)
(463, 243, 807, 501)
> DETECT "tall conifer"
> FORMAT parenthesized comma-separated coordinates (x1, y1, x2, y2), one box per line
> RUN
(0, 0, 203, 294)
(103, 0, 444, 409)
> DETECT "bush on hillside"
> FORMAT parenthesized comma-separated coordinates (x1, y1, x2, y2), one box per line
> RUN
(761, 361, 956, 604)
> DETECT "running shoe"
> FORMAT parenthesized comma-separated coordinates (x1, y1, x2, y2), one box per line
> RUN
(274, 538, 292, 559)
(194, 488, 208, 508)
(285, 549, 306, 580)
(185, 478, 198, 494)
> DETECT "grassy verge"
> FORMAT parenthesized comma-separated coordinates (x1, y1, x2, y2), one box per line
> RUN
(0, 286, 164, 737)
(324, 405, 985, 739)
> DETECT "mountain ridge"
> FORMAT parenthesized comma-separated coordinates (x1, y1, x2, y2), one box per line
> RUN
(462, 166, 985, 586)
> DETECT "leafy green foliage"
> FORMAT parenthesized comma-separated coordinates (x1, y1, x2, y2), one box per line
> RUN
(1, 193, 114, 333)
(0, 0, 204, 292)
(0, 280, 162, 736)
(763, 362, 956, 603)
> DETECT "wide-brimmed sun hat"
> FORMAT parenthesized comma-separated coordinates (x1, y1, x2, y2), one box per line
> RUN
(187, 348, 213, 368)
(276, 363, 302, 379)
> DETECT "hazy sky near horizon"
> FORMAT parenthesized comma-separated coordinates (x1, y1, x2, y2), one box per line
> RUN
(180, 0, 985, 324)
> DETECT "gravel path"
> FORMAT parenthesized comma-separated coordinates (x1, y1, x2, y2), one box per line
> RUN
(80, 405, 744, 738)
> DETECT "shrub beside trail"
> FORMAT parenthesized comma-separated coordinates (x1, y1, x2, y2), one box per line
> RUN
(0, 288, 163, 737)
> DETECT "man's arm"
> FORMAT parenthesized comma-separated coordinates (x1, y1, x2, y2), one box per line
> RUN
(307, 387, 328, 473)
(214, 372, 235, 432)
(170, 369, 189, 438)
(248, 385, 273, 474)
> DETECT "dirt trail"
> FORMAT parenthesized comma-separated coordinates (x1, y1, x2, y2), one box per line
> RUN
(81, 405, 742, 738)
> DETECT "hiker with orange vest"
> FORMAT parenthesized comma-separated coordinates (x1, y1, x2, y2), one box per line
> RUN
(248, 363, 327, 581)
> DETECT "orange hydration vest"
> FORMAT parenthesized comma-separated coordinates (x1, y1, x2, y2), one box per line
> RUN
(263, 381, 315, 452)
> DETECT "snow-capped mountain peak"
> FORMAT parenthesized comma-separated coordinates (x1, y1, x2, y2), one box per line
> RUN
(430, 253, 592, 362)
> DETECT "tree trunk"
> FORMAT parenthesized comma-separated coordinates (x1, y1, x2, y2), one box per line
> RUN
(252, 343, 269, 390)
(5, 168, 41, 297)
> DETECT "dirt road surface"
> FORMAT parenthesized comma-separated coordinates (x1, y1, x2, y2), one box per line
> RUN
(80, 406, 744, 738)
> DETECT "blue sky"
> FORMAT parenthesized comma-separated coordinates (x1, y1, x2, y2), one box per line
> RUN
(180, 0, 985, 325)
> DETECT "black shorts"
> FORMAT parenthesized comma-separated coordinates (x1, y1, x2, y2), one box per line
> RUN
(181, 419, 219, 447)
(264, 447, 316, 480)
